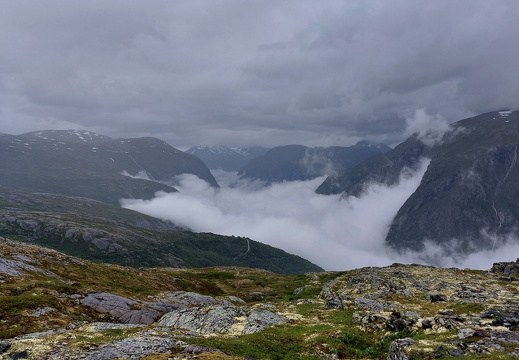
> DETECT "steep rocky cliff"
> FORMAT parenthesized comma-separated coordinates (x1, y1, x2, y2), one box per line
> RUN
(318, 111, 519, 253)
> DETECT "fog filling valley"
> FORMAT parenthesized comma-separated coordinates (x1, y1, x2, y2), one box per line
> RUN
(119, 111, 519, 271)
(120, 158, 519, 271)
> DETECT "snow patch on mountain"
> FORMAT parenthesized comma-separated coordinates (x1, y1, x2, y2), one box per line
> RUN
(20, 130, 112, 144)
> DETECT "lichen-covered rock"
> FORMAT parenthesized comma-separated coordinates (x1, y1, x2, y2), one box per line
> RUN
(480, 309, 519, 329)
(75, 335, 186, 360)
(490, 259, 519, 279)
(243, 310, 288, 335)
(164, 291, 218, 307)
(157, 305, 244, 334)
(227, 296, 246, 304)
(77, 291, 223, 326)
(354, 297, 385, 312)
(458, 328, 476, 339)
(0, 257, 54, 277)
(434, 313, 464, 330)
(0, 342, 10, 354)
(30, 307, 57, 317)
(80, 292, 159, 325)
(320, 279, 344, 309)
(385, 311, 409, 332)
(425, 292, 447, 302)
(324, 294, 343, 309)
(387, 338, 414, 360)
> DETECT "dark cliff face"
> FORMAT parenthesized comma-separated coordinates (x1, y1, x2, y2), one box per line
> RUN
(318, 111, 519, 252)
(316, 137, 427, 196)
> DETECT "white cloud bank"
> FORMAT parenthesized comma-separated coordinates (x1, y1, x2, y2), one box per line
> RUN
(404, 109, 452, 146)
(121, 161, 519, 271)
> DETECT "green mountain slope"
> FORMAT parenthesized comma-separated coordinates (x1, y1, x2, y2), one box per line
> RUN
(0, 130, 218, 204)
(0, 187, 322, 274)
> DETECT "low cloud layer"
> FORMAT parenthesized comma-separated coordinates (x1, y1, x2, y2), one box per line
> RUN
(1, 1, 519, 148)
(122, 162, 519, 271)
(404, 109, 452, 147)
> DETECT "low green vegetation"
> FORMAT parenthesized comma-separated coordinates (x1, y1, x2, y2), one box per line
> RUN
(0, 291, 57, 315)
(188, 305, 412, 360)
(73, 328, 139, 347)
(446, 302, 487, 315)
(3, 240, 519, 359)
(0, 187, 323, 274)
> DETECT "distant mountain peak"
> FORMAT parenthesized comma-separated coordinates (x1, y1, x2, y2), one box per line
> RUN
(0, 130, 219, 203)
(353, 140, 392, 151)
(238, 143, 392, 184)
(186, 146, 270, 171)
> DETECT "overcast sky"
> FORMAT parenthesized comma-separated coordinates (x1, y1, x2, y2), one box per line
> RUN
(1, 1, 518, 148)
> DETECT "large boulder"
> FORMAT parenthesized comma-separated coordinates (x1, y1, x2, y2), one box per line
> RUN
(158, 305, 288, 335)
(80, 292, 159, 325)
(157, 305, 244, 334)
(242, 310, 288, 334)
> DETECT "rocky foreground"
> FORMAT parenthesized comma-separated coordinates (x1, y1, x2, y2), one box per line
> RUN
(2, 237, 519, 359)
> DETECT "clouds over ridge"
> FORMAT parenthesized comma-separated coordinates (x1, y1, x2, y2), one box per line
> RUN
(1, 1, 519, 147)
(122, 160, 431, 270)
(122, 159, 519, 271)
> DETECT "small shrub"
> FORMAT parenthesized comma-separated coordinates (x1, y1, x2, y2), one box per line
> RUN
(0, 292, 58, 315)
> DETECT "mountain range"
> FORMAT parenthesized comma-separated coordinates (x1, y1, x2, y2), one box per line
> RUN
(3, 110, 519, 271)
(238, 141, 392, 184)
(5, 114, 519, 359)
(318, 110, 519, 255)
(0, 130, 218, 205)
(185, 146, 269, 172)
(0, 130, 323, 273)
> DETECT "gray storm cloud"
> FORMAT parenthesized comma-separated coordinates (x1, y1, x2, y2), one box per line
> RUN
(1, 1, 519, 147)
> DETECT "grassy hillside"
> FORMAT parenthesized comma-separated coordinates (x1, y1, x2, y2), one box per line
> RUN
(0, 187, 322, 273)
(1, 238, 519, 359)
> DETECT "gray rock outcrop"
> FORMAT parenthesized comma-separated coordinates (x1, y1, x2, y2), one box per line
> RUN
(77, 291, 228, 325)
(80, 292, 159, 325)
(387, 338, 414, 360)
(76, 335, 186, 360)
(243, 310, 288, 334)
(158, 305, 288, 336)
(158, 305, 244, 334)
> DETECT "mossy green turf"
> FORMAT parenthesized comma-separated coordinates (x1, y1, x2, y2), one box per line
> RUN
(188, 306, 413, 360)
